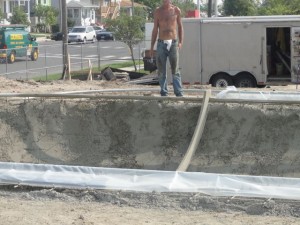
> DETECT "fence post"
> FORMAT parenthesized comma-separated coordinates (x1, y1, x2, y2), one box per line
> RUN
(87, 59, 93, 80)
(26, 47, 28, 80)
(81, 44, 83, 70)
(97, 41, 101, 71)
(67, 53, 71, 80)
(44, 45, 48, 80)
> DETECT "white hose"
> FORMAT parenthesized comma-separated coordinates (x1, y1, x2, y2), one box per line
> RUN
(177, 90, 211, 171)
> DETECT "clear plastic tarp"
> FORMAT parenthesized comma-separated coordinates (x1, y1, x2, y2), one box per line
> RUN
(216, 86, 300, 101)
(1, 162, 300, 200)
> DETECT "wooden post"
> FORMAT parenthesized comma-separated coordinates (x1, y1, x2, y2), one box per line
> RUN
(67, 54, 71, 80)
(87, 60, 93, 81)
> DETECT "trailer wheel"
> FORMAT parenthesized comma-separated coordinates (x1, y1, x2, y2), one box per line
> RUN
(234, 73, 256, 88)
(211, 73, 233, 88)
(31, 49, 38, 61)
(8, 52, 16, 64)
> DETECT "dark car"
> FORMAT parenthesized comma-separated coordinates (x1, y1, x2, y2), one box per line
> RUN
(93, 26, 104, 34)
(50, 31, 63, 41)
(50, 28, 72, 41)
(96, 30, 115, 41)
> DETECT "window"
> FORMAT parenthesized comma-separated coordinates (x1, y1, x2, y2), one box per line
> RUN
(74, 9, 79, 18)
(67, 9, 73, 18)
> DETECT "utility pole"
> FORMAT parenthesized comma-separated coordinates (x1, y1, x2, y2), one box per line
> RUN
(61, 0, 69, 78)
(208, 0, 212, 17)
(131, 0, 134, 17)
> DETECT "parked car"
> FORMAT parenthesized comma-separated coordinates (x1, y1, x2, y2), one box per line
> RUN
(50, 27, 72, 41)
(96, 30, 115, 41)
(93, 26, 104, 34)
(68, 26, 96, 43)
(51, 32, 63, 41)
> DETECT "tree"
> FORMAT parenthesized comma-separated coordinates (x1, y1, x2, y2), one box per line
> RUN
(106, 14, 145, 71)
(10, 6, 30, 25)
(135, 0, 161, 21)
(34, 5, 58, 32)
(222, 0, 259, 16)
(173, 0, 197, 17)
(0, 8, 4, 21)
(258, 0, 300, 15)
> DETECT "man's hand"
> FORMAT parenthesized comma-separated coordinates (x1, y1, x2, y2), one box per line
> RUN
(178, 43, 182, 49)
(149, 49, 154, 59)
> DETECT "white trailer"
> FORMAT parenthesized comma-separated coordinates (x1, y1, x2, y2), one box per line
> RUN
(144, 16, 300, 87)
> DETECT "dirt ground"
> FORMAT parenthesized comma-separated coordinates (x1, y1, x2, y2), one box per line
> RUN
(1, 77, 300, 224)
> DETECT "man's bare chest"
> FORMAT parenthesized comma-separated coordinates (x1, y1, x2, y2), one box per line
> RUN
(159, 8, 177, 23)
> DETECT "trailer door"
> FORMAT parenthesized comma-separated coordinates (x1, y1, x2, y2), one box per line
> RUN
(291, 27, 300, 83)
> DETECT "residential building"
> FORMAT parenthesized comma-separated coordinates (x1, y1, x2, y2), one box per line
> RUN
(49, 0, 146, 31)
(0, 0, 31, 24)
(52, 0, 100, 28)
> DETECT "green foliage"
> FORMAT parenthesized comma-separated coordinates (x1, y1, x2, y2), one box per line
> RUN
(106, 14, 145, 71)
(221, 0, 300, 16)
(135, 0, 161, 21)
(172, 0, 197, 17)
(258, 0, 300, 15)
(222, 0, 259, 16)
(106, 14, 145, 47)
(67, 18, 75, 28)
(135, 0, 197, 20)
(10, 6, 30, 25)
(33, 5, 58, 32)
(0, 8, 4, 20)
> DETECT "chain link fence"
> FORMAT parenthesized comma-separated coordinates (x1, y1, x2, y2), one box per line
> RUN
(0, 40, 146, 80)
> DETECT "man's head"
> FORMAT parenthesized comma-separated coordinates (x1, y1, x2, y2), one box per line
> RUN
(162, 0, 171, 7)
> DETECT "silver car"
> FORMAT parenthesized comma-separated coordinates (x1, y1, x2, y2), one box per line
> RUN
(68, 26, 96, 43)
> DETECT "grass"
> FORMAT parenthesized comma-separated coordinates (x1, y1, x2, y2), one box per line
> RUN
(34, 61, 147, 82)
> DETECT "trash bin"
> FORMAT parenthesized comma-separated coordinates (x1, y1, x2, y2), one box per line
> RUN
(143, 57, 157, 72)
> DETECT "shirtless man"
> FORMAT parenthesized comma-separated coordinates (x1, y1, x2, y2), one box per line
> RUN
(150, 0, 184, 97)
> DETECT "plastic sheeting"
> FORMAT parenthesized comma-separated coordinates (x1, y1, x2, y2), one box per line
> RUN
(1, 162, 300, 200)
(216, 87, 300, 102)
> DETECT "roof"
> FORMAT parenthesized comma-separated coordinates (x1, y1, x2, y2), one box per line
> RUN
(183, 15, 300, 24)
(67, 0, 99, 8)
(120, 0, 146, 8)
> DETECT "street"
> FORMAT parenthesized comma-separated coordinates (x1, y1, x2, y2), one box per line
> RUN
(0, 39, 146, 80)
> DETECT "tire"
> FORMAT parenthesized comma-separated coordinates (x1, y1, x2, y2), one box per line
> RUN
(234, 73, 256, 88)
(211, 73, 233, 88)
(8, 52, 15, 64)
(31, 49, 38, 61)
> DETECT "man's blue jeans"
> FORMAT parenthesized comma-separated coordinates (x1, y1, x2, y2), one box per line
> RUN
(156, 40, 183, 96)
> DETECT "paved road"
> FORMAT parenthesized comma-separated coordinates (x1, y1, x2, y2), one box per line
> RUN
(0, 39, 146, 80)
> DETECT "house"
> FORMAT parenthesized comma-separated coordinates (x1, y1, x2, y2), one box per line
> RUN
(0, 0, 31, 24)
(99, 0, 146, 22)
(0, 0, 52, 27)
(52, 0, 100, 28)
(50, 0, 145, 30)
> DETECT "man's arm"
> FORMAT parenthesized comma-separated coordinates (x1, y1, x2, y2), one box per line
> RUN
(150, 9, 159, 58)
(176, 7, 183, 49)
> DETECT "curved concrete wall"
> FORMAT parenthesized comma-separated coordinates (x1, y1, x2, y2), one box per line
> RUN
(0, 99, 300, 177)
